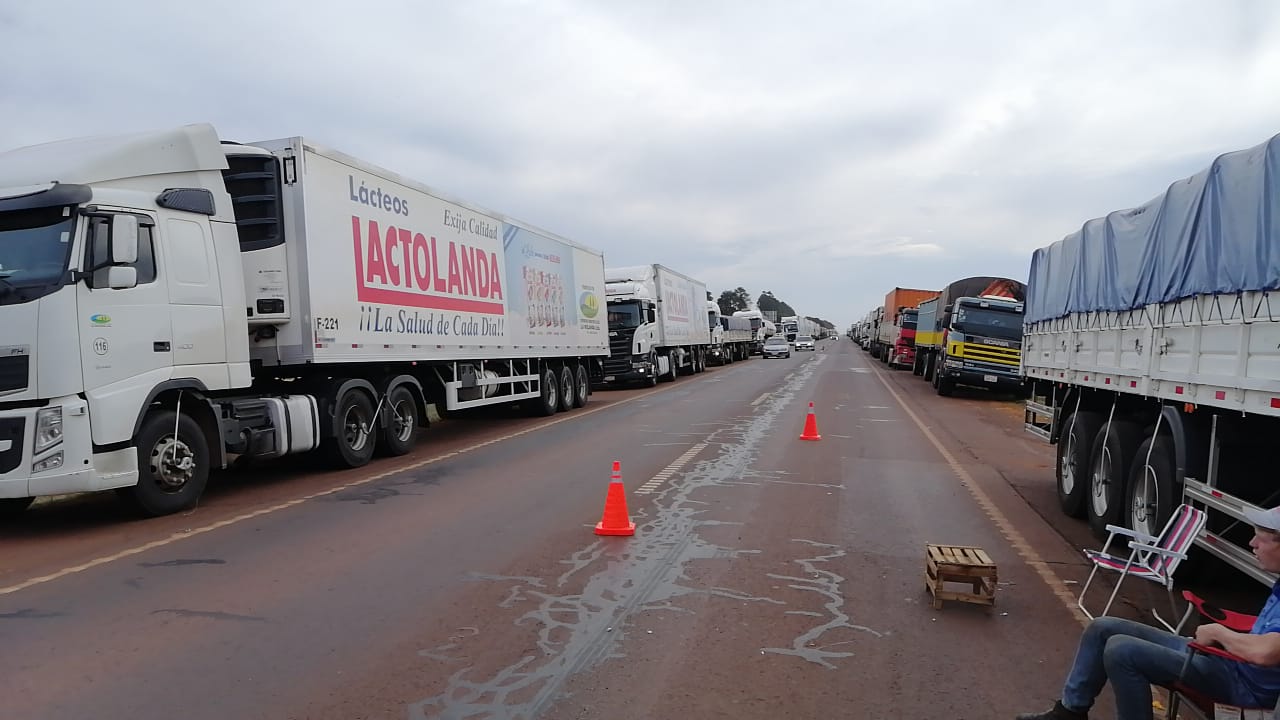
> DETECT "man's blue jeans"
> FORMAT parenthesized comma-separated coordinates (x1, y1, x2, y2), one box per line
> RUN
(1062, 617, 1251, 719)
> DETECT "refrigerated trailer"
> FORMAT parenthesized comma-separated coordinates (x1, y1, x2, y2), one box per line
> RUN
(1023, 132, 1280, 586)
(599, 264, 712, 386)
(0, 124, 608, 517)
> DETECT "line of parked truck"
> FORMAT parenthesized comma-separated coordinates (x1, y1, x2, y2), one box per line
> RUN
(0, 124, 793, 520)
(852, 130, 1280, 588)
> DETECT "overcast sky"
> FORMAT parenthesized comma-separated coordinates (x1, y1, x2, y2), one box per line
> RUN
(3, 1, 1279, 329)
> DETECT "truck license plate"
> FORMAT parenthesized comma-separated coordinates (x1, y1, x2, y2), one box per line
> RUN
(983, 374, 997, 383)
(604, 375, 615, 382)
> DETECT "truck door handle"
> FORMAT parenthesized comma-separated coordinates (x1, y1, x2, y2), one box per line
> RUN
(154, 342, 171, 352)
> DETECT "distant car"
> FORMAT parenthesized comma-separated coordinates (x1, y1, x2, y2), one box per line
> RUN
(794, 335, 815, 351)
(763, 336, 791, 358)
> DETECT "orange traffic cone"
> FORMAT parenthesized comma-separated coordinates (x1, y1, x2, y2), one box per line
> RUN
(595, 461, 636, 536)
(799, 402, 822, 441)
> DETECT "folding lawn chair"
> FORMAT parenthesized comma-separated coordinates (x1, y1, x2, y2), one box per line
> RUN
(1165, 591, 1280, 719)
(1077, 503, 1207, 633)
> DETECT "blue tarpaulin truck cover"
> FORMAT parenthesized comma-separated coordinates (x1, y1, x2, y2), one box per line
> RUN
(1025, 133, 1280, 324)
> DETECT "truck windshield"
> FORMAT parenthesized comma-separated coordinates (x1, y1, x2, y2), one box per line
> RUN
(953, 304, 1023, 341)
(608, 301, 643, 330)
(0, 205, 76, 305)
(900, 311, 918, 330)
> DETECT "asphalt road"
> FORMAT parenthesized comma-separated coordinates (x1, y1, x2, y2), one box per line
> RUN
(3, 338, 1239, 719)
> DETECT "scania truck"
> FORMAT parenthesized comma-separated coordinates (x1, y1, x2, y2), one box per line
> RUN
(599, 264, 712, 386)
(707, 302, 755, 365)
(914, 277, 1025, 396)
(0, 124, 608, 518)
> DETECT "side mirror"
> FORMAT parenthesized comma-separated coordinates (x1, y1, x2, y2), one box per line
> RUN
(107, 266, 137, 290)
(111, 215, 139, 264)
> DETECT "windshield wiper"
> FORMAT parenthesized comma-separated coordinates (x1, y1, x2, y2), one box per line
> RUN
(0, 273, 15, 298)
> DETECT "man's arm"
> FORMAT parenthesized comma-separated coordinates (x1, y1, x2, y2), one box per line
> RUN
(1194, 624, 1280, 666)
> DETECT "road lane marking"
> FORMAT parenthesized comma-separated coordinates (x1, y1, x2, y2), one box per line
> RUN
(634, 443, 708, 495)
(866, 360, 1089, 626)
(0, 384, 682, 597)
(751, 392, 770, 406)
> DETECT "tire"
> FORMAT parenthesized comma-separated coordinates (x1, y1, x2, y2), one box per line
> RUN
(936, 373, 954, 397)
(559, 365, 575, 411)
(660, 354, 676, 383)
(1127, 435, 1177, 540)
(533, 366, 560, 416)
(325, 389, 378, 468)
(1056, 410, 1103, 518)
(376, 385, 418, 457)
(0, 497, 34, 520)
(124, 410, 210, 517)
(573, 365, 590, 408)
(645, 352, 659, 387)
(924, 354, 935, 382)
(1087, 420, 1143, 539)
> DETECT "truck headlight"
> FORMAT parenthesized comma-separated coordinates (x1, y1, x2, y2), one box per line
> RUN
(33, 452, 63, 473)
(35, 406, 63, 453)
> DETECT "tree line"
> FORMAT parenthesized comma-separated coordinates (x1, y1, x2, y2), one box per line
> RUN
(712, 287, 834, 330)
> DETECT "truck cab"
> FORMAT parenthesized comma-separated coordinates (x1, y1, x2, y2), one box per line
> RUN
(0, 126, 259, 516)
(932, 296, 1024, 395)
(604, 282, 660, 385)
(888, 307, 919, 369)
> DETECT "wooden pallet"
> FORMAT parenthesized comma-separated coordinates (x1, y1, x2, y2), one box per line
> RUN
(926, 544, 997, 610)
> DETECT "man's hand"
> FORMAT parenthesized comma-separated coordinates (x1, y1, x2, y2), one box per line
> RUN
(1194, 622, 1226, 648)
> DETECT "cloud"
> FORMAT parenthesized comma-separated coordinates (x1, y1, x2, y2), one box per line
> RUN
(1, 1, 1279, 328)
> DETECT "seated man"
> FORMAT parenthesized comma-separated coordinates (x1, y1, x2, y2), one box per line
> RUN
(1016, 505, 1280, 720)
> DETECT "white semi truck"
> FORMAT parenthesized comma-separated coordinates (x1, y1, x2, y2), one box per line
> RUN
(0, 124, 608, 518)
(706, 302, 755, 365)
(600, 264, 712, 386)
(731, 309, 776, 354)
(1023, 132, 1280, 586)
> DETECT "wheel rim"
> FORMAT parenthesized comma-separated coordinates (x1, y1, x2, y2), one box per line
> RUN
(544, 372, 557, 407)
(390, 399, 415, 443)
(1130, 463, 1159, 536)
(1060, 430, 1077, 495)
(149, 435, 195, 490)
(561, 369, 573, 406)
(576, 370, 588, 402)
(342, 404, 371, 453)
(1091, 447, 1112, 517)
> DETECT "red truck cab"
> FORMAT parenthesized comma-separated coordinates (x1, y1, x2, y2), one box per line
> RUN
(890, 308, 920, 369)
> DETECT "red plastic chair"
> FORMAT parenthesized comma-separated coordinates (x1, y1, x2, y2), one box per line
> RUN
(1165, 591, 1277, 719)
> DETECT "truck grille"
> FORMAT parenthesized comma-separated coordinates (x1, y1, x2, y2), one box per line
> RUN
(0, 417, 22, 474)
(0, 354, 29, 393)
(957, 341, 1020, 367)
(604, 330, 635, 374)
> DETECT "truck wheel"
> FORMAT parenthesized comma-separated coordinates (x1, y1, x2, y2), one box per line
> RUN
(660, 355, 676, 383)
(936, 374, 954, 397)
(912, 355, 923, 376)
(376, 385, 418, 457)
(1087, 420, 1142, 539)
(1127, 435, 1177, 540)
(533, 366, 560, 416)
(125, 410, 210, 516)
(573, 365, 590, 408)
(559, 365, 575, 410)
(645, 352, 658, 387)
(1056, 410, 1102, 518)
(0, 497, 34, 520)
(923, 355, 935, 382)
(326, 389, 377, 468)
